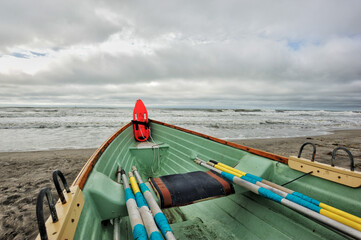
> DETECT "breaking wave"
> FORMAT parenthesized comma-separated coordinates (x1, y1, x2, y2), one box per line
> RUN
(0, 107, 360, 152)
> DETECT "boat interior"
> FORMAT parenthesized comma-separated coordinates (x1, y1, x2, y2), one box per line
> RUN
(73, 121, 361, 239)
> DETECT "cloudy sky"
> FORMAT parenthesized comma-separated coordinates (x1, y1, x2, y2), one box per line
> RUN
(1, 0, 361, 109)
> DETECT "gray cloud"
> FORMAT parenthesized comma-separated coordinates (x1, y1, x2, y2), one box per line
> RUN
(0, 0, 361, 109)
(0, 0, 122, 52)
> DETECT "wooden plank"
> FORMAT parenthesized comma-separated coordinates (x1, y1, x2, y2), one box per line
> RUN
(288, 156, 361, 188)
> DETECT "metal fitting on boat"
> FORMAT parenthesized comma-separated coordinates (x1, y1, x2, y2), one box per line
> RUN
(331, 147, 354, 171)
(52, 170, 70, 204)
(36, 187, 58, 240)
(298, 142, 316, 161)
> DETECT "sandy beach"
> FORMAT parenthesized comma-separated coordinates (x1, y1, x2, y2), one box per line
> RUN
(0, 130, 360, 239)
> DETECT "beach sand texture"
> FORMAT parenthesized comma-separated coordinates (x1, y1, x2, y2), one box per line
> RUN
(0, 130, 360, 239)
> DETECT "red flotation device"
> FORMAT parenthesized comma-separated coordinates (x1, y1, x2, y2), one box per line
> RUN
(132, 99, 149, 142)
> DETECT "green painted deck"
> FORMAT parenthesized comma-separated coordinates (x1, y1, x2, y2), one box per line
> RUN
(74, 121, 361, 239)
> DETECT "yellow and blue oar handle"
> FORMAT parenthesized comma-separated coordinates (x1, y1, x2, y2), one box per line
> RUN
(121, 169, 148, 240)
(129, 174, 149, 209)
(291, 191, 361, 226)
(129, 172, 163, 240)
(209, 160, 361, 231)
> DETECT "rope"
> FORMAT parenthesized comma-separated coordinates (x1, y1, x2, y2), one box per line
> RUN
(281, 171, 313, 186)
(137, 119, 160, 175)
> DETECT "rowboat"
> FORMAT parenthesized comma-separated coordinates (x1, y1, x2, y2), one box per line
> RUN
(36, 105, 361, 239)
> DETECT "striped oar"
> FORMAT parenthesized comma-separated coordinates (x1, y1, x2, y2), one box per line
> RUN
(129, 172, 163, 240)
(132, 166, 176, 240)
(194, 159, 361, 239)
(120, 167, 148, 240)
(114, 167, 122, 240)
(208, 159, 361, 228)
(207, 161, 361, 232)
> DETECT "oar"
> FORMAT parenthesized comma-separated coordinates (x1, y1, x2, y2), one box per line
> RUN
(120, 167, 148, 240)
(194, 159, 361, 239)
(208, 159, 361, 227)
(207, 161, 361, 232)
(132, 166, 176, 240)
(128, 172, 163, 240)
(114, 166, 122, 240)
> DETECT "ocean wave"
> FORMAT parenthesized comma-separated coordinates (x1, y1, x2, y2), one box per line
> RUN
(205, 109, 223, 112)
(260, 120, 287, 125)
(33, 109, 59, 113)
(234, 109, 262, 112)
(0, 107, 361, 152)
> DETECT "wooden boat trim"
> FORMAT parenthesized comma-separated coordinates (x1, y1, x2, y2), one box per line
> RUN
(150, 119, 288, 164)
(72, 122, 132, 189)
(289, 156, 361, 188)
(36, 185, 84, 240)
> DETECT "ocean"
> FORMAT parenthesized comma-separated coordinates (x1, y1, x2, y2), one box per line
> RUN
(0, 107, 360, 152)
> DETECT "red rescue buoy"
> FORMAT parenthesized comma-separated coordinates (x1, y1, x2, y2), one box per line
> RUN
(132, 99, 149, 142)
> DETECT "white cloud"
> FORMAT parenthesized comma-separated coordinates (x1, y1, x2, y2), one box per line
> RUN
(0, 0, 361, 109)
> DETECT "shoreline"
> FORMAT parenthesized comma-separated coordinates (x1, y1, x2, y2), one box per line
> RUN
(0, 129, 360, 239)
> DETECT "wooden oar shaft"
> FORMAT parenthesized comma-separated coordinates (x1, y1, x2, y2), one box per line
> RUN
(210, 159, 361, 226)
(132, 167, 176, 240)
(195, 159, 361, 239)
(120, 168, 147, 240)
(129, 172, 162, 240)
(261, 179, 293, 194)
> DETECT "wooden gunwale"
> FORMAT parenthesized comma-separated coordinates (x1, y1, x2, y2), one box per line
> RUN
(72, 119, 288, 189)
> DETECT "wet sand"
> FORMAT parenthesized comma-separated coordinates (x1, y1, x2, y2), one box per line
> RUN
(0, 130, 360, 239)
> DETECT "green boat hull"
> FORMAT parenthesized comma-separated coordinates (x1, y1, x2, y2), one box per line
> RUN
(71, 120, 360, 240)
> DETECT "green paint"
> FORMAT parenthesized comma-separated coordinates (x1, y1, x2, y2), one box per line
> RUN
(74, 122, 361, 239)
(129, 142, 169, 176)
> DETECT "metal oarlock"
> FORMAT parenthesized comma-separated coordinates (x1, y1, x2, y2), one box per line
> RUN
(36, 187, 58, 240)
(331, 147, 354, 171)
(52, 170, 70, 204)
(298, 142, 317, 162)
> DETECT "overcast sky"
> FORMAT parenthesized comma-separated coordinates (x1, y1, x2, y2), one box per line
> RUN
(1, 1, 361, 109)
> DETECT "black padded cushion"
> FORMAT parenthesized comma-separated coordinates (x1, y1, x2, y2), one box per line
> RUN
(149, 171, 234, 208)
